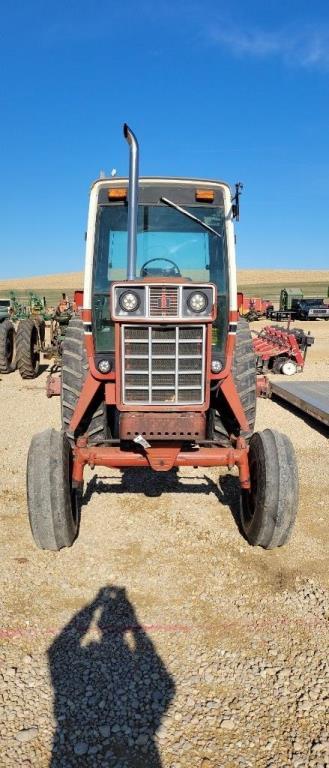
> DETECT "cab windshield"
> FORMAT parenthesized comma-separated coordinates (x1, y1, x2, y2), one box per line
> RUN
(94, 204, 226, 286)
(92, 202, 228, 353)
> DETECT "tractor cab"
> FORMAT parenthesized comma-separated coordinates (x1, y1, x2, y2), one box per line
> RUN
(91, 179, 229, 360)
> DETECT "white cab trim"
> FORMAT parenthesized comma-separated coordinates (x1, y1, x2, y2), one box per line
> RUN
(83, 178, 237, 313)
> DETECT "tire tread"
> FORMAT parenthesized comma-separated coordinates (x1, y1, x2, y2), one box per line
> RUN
(61, 318, 107, 444)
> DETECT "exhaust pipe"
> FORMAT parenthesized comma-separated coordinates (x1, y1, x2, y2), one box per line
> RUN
(123, 123, 139, 280)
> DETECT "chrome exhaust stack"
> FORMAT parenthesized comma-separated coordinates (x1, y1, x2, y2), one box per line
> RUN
(123, 123, 139, 280)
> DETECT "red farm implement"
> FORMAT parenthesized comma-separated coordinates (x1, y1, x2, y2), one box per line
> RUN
(237, 292, 273, 321)
(252, 325, 314, 376)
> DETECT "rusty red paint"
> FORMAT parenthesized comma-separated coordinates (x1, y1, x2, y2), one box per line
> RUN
(68, 373, 102, 433)
(82, 308, 92, 323)
(105, 382, 116, 404)
(72, 442, 250, 489)
(219, 372, 250, 432)
(119, 411, 206, 440)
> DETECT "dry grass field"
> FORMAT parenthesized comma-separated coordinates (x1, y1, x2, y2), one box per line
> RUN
(0, 269, 328, 306)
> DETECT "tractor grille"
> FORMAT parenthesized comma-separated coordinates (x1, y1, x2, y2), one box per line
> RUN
(149, 286, 178, 317)
(122, 325, 205, 405)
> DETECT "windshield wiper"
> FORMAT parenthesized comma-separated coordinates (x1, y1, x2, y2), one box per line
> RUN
(160, 197, 222, 239)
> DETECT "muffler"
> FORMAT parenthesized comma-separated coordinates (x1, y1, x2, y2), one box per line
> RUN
(123, 123, 139, 280)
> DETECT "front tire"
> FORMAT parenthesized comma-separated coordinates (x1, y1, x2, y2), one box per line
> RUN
(27, 429, 79, 550)
(240, 429, 298, 548)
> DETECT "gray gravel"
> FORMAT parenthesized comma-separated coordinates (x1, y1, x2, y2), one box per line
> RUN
(0, 321, 328, 766)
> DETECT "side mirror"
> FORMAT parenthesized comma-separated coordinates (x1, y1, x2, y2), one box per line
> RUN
(232, 181, 243, 221)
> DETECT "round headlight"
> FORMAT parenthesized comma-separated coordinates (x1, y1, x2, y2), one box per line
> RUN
(187, 291, 208, 313)
(98, 359, 111, 374)
(211, 360, 222, 373)
(119, 290, 140, 312)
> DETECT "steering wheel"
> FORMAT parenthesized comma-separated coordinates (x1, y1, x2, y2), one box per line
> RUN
(140, 258, 181, 277)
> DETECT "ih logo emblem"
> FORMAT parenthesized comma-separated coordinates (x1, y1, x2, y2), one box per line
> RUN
(160, 288, 169, 311)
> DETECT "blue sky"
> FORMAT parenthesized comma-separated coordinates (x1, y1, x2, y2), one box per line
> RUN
(0, 0, 329, 278)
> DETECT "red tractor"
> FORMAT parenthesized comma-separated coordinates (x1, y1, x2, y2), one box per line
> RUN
(27, 125, 298, 551)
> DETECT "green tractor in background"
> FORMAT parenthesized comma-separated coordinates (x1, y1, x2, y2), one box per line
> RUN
(0, 291, 76, 379)
(279, 287, 304, 311)
(0, 291, 49, 377)
(15, 293, 75, 378)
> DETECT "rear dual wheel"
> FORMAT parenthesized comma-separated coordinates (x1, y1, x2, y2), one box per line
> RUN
(240, 428, 299, 548)
(16, 317, 45, 378)
(27, 429, 80, 550)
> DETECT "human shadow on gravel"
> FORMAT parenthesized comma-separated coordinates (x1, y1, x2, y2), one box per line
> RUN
(48, 585, 175, 767)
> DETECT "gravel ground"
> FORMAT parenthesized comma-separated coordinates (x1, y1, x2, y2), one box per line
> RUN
(0, 320, 328, 767)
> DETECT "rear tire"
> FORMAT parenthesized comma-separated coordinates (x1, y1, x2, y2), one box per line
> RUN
(0, 319, 16, 373)
(240, 429, 298, 548)
(27, 428, 79, 550)
(209, 317, 257, 445)
(272, 355, 286, 374)
(16, 317, 44, 378)
(61, 318, 107, 444)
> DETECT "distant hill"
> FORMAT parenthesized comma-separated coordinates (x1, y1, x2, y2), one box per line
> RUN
(0, 272, 84, 291)
(0, 269, 328, 291)
(0, 269, 328, 304)
(238, 269, 329, 286)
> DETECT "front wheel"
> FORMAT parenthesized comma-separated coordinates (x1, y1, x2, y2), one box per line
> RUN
(240, 429, 298, 548)
(27, 429, 80, 550)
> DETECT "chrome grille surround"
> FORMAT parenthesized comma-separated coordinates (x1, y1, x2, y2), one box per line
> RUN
(122, 324, 206, 405)
(112, 283, 215, 321)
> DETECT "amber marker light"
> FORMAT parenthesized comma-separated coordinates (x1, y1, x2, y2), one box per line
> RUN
(195, 189, 215, 202)
(108, 188, 127, 200)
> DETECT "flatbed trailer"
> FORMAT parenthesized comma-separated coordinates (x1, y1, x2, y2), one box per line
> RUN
(270, 380, 329, 428)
